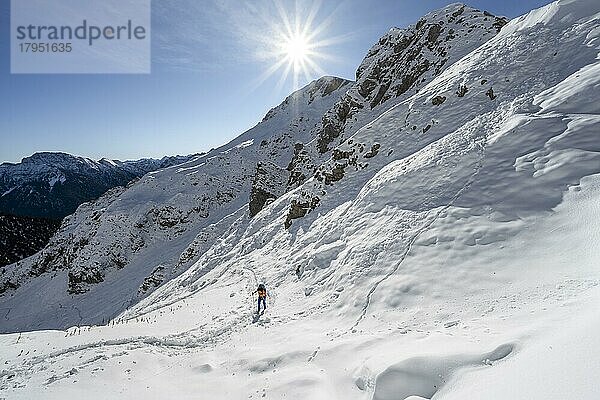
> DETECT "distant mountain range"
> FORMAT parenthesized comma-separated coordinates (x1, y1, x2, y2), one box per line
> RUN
(0, 152, 200, 219)
(0, 152, 200, 267)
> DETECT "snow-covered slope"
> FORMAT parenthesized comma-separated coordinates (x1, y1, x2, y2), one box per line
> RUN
(0, 76, 351, 328)
(1, 1, 600, 399)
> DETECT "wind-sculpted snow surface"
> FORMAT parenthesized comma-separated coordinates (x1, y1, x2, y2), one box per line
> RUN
(1, 1, 600, 399)
(372, 344, 514, 400)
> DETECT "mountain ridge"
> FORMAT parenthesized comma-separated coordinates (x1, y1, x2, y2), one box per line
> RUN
(287, 3, 508, 188)
(0, 151, 201, 219)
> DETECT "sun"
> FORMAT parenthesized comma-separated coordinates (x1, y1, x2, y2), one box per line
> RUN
(248, 1, 347, 91)
(284, 34, 309, 64)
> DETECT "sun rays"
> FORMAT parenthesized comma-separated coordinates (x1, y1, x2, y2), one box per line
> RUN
(249, 0, 346, 91)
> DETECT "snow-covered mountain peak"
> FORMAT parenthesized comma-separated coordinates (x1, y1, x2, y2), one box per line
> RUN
(12, 152, 96, 173)
(287, 4, 508, 188)
(261, 76, 351, 123)
(209, 76, 352, 154)
(354, 3, 506, 102)
(20, 151, 80, 165)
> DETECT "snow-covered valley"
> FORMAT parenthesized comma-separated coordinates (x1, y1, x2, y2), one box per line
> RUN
(1, 1, 600, 399)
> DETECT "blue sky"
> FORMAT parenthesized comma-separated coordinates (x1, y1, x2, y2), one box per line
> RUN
(0, 0, 552, 163)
